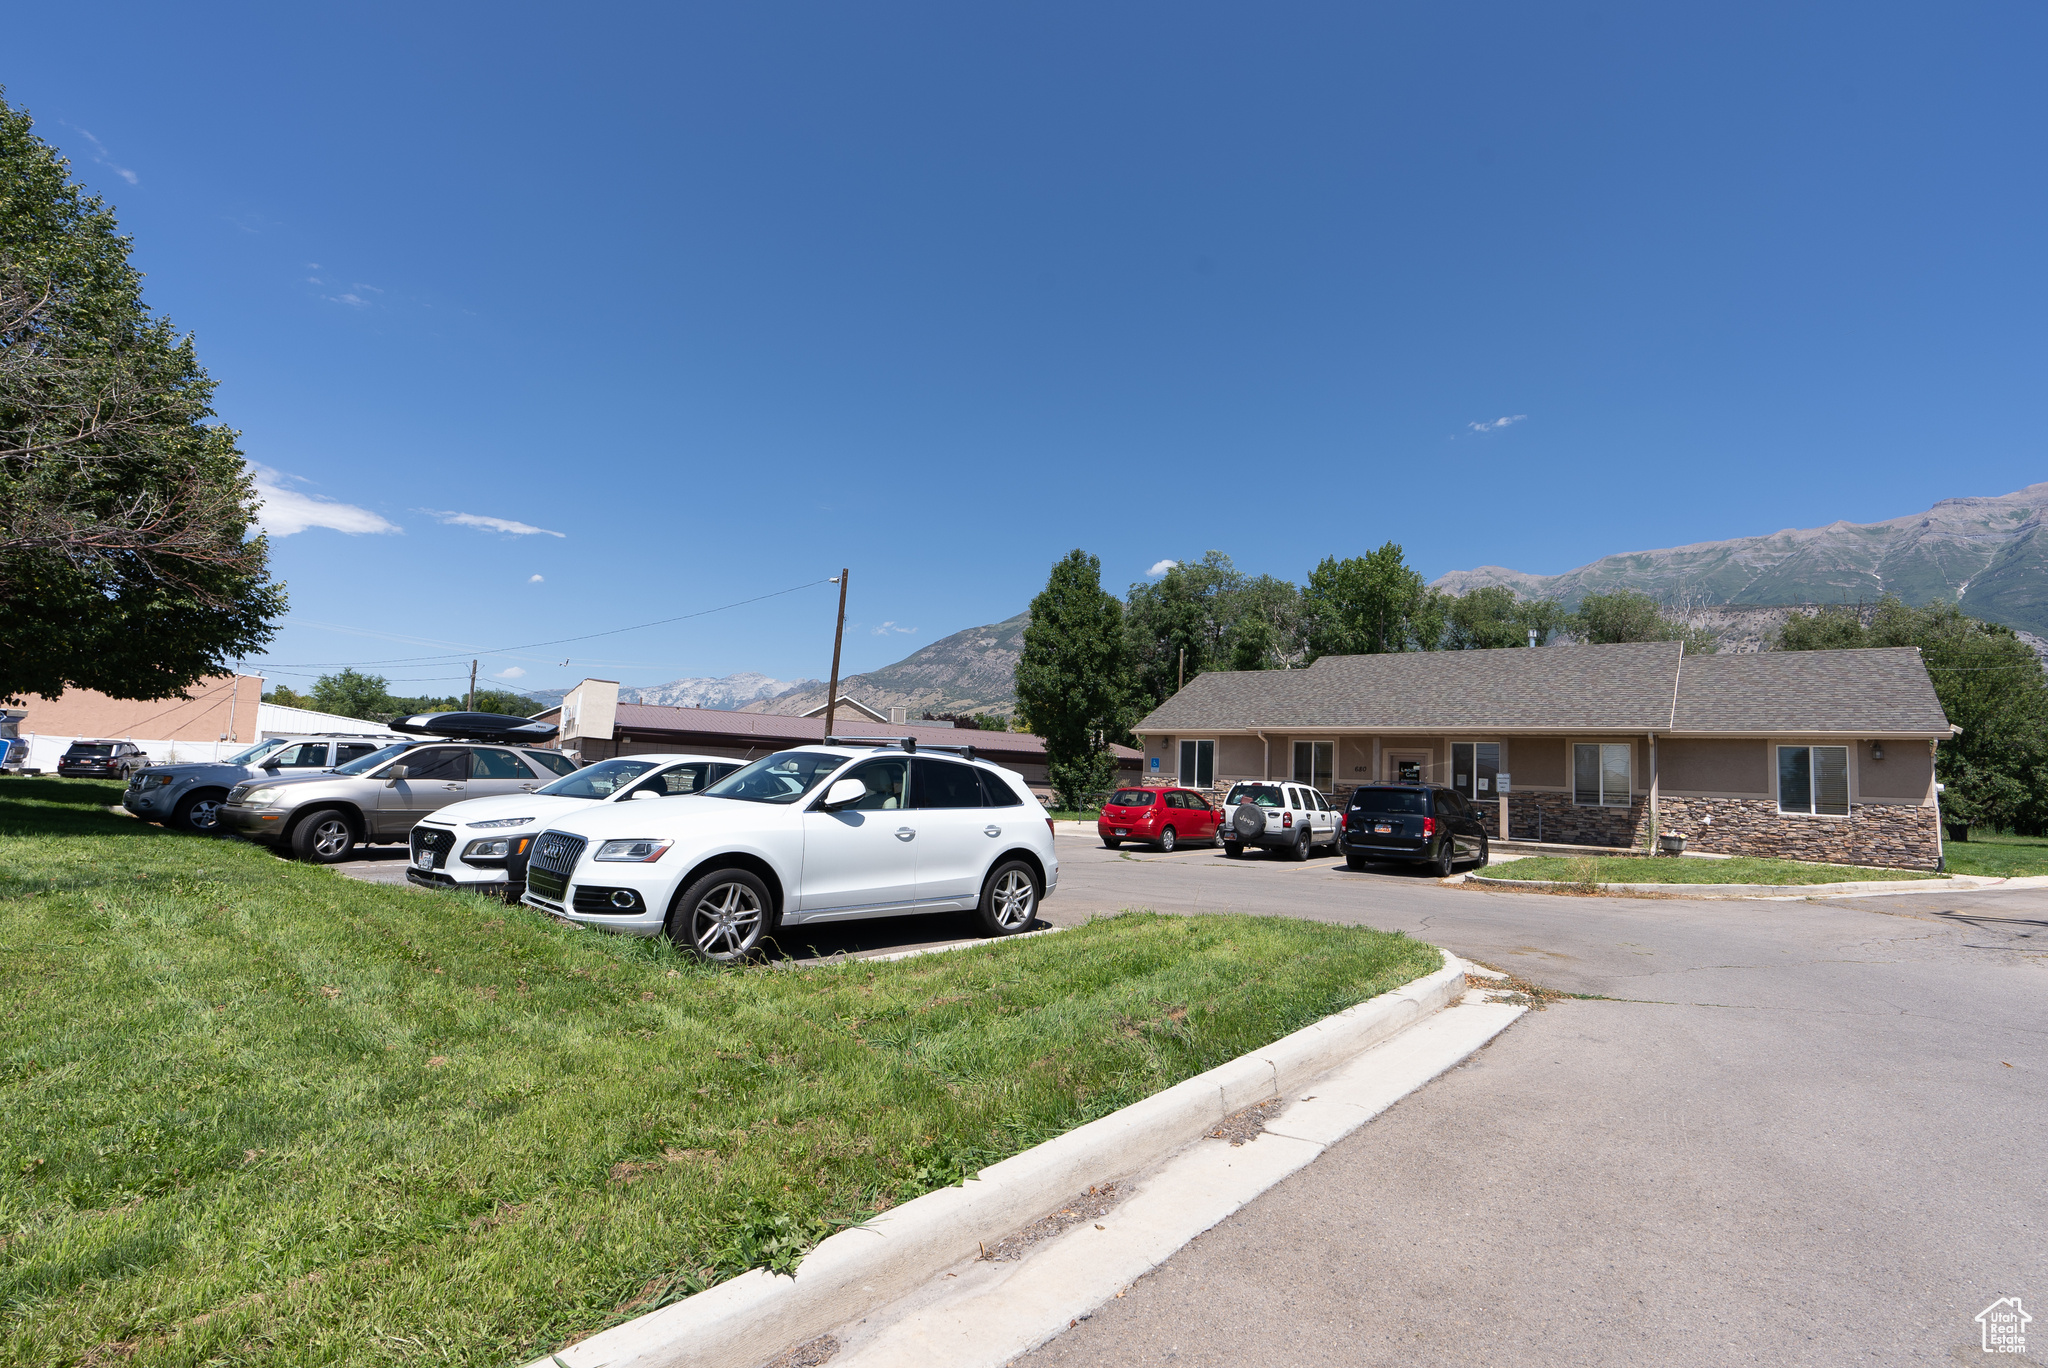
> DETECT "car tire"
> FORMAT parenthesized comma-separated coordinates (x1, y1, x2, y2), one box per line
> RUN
(974, 859, 1039, 937)
(667, 867, 773, 963)
(1158, 826, 1177, 852)
(1223, 841, 1242, 858)
(1102, 838, 1122, 850)
(1434, 840, 1456, 879)
(1475, 834, 1489, 869)
(292, 809, 358, 865)
(173, 790, 228, 835)
(1346, 853, 1370, 872)
(1290, 830, 1311, 861)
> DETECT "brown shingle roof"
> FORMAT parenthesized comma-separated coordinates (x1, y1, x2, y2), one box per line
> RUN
(1671, 647, 1948, 734)
(1134, 643, 1949, 737)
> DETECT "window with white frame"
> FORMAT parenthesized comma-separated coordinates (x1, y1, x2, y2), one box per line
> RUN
(1572, 743, 1633, 807)
(1777, 745, 1849, 816)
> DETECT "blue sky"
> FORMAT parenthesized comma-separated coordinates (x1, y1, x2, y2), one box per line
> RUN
(11, 2, 2047, 698)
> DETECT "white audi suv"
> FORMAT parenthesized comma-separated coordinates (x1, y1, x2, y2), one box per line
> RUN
(519, 741, 1057, 960)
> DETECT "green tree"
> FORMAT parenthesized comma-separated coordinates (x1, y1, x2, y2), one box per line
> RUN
(1570, 590, 1717, 655)
(1017, 550, 1134, 811)
(1124, 553, 1304, 707)
(1443, 587, 1570, 650)
(260, 684, 311, 709)
(309, 668, 395, 721)
(0, 92, 284, 702)
(1299, 543, 1445, 660)
(1779, 597, 2048, 833)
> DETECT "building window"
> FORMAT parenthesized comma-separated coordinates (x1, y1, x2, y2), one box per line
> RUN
(1292, 740, 1333, 792)
(1778, 745, 1849, 816)
(1573, 743, 1632, 807)
(1178, 738, 1214, 789)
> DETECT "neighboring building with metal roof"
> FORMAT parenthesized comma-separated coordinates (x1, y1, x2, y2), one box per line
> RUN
(535, 678, 1139, 799)
(1132, 643, 1952, 868)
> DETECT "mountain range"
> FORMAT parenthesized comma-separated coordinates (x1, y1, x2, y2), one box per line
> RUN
(1432, 482, 2048, 637)
(743, 612, 1030, 718)
(519, 671, 816, 713)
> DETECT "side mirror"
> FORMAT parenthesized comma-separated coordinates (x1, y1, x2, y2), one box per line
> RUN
(629, 789, 662, 801)
(386, 764, 409, 786)
(823, 778, 866, 810)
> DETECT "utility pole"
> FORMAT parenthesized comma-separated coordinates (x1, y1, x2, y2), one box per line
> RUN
(467, 660, 477, 712)
(823, 569, 849, 739)
(1178, 648, 1185, 692)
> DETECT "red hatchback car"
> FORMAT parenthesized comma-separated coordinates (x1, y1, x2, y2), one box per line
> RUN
(1098, 787, 1220, 851)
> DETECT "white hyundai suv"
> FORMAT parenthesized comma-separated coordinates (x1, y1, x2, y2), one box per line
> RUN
(520, 741, 1057, 960)
(407, 753, 745, 900)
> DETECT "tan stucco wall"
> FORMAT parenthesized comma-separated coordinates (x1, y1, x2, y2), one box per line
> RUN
(1218, 735, 1264, 780)
(1855, 739, 1934, 803)
(1503, 737, 1566, 789)
(1659, 738, 1768, 796)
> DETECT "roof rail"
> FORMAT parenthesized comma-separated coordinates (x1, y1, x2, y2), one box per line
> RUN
(821, 735, 978, 761)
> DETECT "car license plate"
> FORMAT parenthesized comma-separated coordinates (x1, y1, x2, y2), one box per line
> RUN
(415, 850, 435, 870)
(1374, 823, 1393, 834)
(1114, 828, 1128, 837)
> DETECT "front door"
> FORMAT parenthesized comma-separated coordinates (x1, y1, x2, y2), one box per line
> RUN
(796, 757, 918, 916)
(1387, 750, 1431, 785)
(375, 746, 470, 834)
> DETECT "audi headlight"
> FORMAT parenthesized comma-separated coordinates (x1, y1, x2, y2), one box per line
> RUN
(593, 838, 673, 863)
(467, 816, 532, 829)
(463, 836, 533, 859)
(245, 787, 284, 807)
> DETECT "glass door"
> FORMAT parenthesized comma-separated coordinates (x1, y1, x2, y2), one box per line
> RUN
(1292, 740, 1333, 792)
(1177, 739, 1214, 789)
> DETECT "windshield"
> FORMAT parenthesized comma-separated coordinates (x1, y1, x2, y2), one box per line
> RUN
(224, 739, 290, 766)
(1228, 784, 1285, 808)
(536, 758, 660, 799)
(702, 750, 850, 805)
(1350, 788, 1429, 815)
(334, 742, 415, 776)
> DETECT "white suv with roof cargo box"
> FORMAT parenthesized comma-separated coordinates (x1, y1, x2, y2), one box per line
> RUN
(520, 740, 1056, 961)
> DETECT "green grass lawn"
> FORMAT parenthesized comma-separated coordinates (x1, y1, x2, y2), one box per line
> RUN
(1935, 828, 2048, 878)
(1492, 853, 1941, 885)
(0, 778, 1438, 1367)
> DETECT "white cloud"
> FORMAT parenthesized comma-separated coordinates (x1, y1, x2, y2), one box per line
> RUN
(427, 510, 566, 538)
(248, 463, 399, 537)
(871, 621, 918, 636)
(1148, 559, 1178, 577)
(496, 666, 527, 679)
(68, 126, 137, 185)
(529, 574, 545, 583)
(327, 292, 370, 307)
(1467, 415, 1528, 434)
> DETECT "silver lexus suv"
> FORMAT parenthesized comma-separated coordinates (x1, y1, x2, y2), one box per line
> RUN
(219, 739, 580, 863)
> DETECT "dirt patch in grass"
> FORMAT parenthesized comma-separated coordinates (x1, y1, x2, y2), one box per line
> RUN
(0, 779, 1439, 1367)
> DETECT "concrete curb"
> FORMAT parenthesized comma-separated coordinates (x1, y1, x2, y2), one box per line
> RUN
(1463, 872, 1959, 898)
(524, 954, 1471, 1368)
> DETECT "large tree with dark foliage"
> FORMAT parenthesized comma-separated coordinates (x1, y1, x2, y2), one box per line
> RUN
(0, 92, 283, 701)
(1299, 543, 1444, 660)
(1124, 551, 1302, 710)
(1779, 597, 2048, 833)
(1017, 550, 1134, 810)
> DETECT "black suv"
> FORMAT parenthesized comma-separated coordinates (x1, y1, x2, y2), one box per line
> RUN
(1341, 784, 1489, 877)
(58, 740, 150, 780)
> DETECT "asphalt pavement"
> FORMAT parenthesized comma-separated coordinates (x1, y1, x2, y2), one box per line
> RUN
(1020, 832, 2047, 1366)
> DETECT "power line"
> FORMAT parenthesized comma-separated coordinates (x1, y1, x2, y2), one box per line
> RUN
(254, 577, 833, 670)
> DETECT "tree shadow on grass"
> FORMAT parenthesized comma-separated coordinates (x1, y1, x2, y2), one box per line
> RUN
(0, 776, 173, 838)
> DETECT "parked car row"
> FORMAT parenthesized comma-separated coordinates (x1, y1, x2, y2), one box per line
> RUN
(1096, 780, 1489, 875)
(123, 733, 406, 832)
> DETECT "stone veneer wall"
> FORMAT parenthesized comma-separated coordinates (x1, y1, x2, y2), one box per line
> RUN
(1501, 790, 1651, 848)
(1654, 795, 1941, 870)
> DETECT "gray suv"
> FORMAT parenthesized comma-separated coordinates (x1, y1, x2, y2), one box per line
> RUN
(123, 734, 400, 833)
(218, 740, 580, 863)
